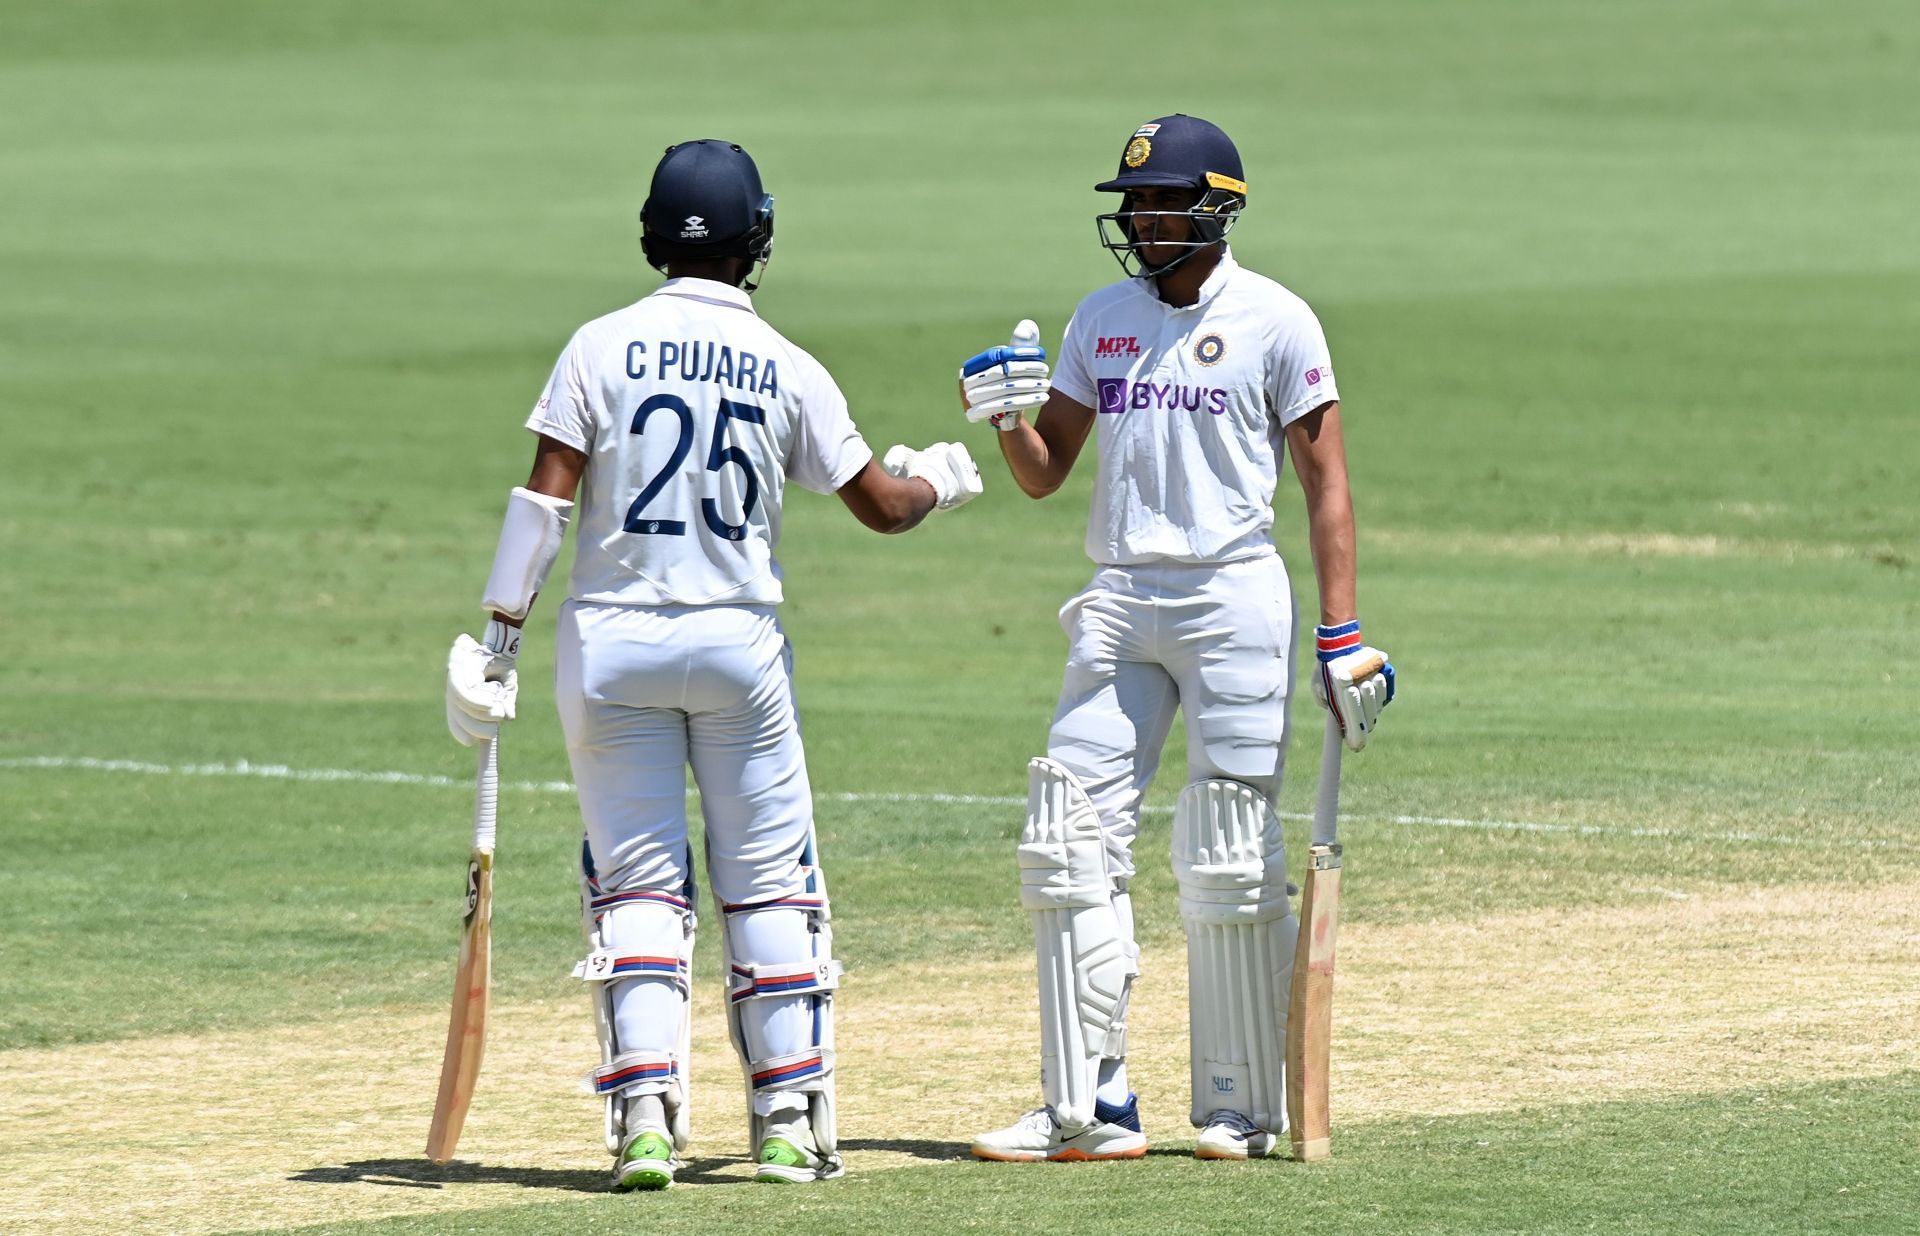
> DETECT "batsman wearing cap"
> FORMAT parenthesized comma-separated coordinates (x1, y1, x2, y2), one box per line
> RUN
(960, 115, 1397, 1161)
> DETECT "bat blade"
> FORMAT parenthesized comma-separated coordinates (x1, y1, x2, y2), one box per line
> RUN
(1287, 715, 1346, 1162)
(426, 738, 499, 1164)
(1286, 842, 1341, 1161)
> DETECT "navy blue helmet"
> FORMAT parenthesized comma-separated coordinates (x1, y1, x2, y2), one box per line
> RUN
(1094, 115, 1246, 278)
(640, 139, 776, 284)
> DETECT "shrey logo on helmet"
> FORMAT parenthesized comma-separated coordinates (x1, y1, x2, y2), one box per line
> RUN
(640, 139, 777, 290)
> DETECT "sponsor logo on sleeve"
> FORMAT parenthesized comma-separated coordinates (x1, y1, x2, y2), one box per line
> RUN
(1094, 335, 1142, 358)
(1304, 365, 1326, 385)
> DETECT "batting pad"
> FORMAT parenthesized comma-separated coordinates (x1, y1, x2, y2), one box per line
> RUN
(1173, 778, 1296, 1133)
(720, 860, 844, 1174)
(1019, 757, 1139, 1132)
(575, 882, 695, 1153)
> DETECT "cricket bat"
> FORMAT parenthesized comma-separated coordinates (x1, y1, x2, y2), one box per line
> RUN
(1285, 712, 1350, 1162)
(426, 736, 498, 1164)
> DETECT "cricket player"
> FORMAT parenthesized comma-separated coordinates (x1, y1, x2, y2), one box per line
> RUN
(444, 139, 982, 1189)
(961, 115, 1396, 1162)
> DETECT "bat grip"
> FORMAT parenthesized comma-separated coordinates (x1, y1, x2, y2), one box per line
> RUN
(473, 737, 499, 852)
(1311, 713, 1343, 848)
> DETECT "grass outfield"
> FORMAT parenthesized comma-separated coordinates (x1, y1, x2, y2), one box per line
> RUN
(3, 1, 1917, 1232)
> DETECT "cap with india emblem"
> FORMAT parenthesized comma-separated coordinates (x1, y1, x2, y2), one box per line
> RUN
(1095, 114, 1247, 198)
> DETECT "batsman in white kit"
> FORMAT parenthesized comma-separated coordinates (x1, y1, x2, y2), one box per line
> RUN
(443, 139, 984, 1189)
(961, 115, 1397, 1162)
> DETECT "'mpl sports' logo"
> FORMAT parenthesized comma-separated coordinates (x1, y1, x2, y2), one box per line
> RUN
(1098, 377, 1229, 416)
(1095, 336, 1142, 358)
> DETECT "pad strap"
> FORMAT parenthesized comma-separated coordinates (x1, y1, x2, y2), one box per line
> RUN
(748, 1048, 834, 1092)
(589, 887, 693, 918)
(575, 947, 691, 995)
(729, 958, 842, 1004)
(591, 1050, 679, 1096)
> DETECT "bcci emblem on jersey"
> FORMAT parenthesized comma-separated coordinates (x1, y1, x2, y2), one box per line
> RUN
(1194, 333, 1227, 366)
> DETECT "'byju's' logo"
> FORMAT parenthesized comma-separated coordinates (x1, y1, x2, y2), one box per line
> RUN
(1096, 377, 1128, 414)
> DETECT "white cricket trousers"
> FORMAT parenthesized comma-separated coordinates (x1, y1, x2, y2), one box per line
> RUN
(555, 599, 818, 1088)
(1046, 552, 1298, 885)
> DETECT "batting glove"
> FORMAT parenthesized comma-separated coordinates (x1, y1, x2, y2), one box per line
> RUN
(960, 319, 1049, 430)
(445, 620, 520, 747)
(1310, 620, 1396, 752)
(882, 441, 984, 511)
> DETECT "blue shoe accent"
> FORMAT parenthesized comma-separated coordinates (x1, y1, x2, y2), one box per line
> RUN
(1094, 1093, 1141, 1133)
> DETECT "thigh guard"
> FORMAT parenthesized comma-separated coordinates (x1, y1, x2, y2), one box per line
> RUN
(574, 869, 696, 1154)
(1020, 757, 1140, 1132)
(1173, 778, 1296, 1133)
(720, 861, 844, 1172)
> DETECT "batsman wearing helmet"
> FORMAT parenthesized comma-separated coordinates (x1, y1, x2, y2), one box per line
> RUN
(445, 139, 983, 1188)
(961, 115, 1396, 1162)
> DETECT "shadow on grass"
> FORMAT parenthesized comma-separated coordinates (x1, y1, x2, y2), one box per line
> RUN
(840, 1137, 971, 1162)
(290, 1158, 613, 1193)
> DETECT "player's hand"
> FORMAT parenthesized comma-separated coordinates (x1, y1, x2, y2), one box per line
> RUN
(1310, 621, 1396, 752)
(446, 621, 520, 746)
(882, 441, 984, 511)
(959, 319, 1049, 430)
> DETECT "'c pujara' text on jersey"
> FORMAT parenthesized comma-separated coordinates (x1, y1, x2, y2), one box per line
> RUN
(525, 279, 872, 609)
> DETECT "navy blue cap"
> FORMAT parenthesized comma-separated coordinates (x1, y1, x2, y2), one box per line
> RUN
(1094, 114, 1246, 197)
(641, 139, 767, 248)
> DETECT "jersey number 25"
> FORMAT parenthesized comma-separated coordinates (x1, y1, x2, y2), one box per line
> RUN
(623, 393, 767, 542)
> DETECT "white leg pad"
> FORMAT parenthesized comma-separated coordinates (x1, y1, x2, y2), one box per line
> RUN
(721, 863, 843, 1173)
(576, 881, 695, 1153)
(1173, 778, 1296, 1133)
(1020, 757, 1139, 1132)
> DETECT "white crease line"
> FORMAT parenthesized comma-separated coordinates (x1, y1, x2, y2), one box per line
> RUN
(3, 755, 1914, 854)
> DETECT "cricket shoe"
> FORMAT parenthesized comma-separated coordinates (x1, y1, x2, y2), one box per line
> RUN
(613, 1126, 679, 1191)
(755, 1114, 845, 1184)
(1194, 1110, 1280, 1160)
(970, 1095, 1148, 1162)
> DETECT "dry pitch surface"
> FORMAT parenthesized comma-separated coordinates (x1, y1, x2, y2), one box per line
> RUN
(5, 879, 1914, 1235)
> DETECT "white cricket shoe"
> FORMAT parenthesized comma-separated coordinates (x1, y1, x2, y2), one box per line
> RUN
(1194, 1110, 1280, 1160)
(971, 1095, 1148, 1162)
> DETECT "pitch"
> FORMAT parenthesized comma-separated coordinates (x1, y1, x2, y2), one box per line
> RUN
(2, 1, 1917, 1232)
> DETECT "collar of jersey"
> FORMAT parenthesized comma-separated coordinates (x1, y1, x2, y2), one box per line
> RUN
(1135, 246, 1238, 312)
(653, 277, 758, 314)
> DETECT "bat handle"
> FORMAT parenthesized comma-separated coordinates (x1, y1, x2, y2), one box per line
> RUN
(1311, 713, 1343, 848)
(474, 736, 499, 853)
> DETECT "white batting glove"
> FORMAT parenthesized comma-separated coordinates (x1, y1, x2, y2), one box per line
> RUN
(960, 319, 1049, 430)
(1310, 620, 1396, 752)
(445, 620, 520, 747)
(882, 441, 984, 511)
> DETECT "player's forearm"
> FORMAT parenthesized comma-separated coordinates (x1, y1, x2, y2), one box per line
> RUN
(1304, 481, 1358, 626)
(995, 416, 1069, 498)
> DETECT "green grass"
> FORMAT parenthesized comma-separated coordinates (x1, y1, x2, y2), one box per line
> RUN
(3, 0, 1916, 1231)
(262, 1074, 1920, 1236)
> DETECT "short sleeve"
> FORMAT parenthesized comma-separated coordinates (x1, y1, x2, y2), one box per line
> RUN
(523, 331, 595, 451)
(787, 363, 874, 495)
(1267, 302, 1340, 427)
(1051, 305, 1097, 409)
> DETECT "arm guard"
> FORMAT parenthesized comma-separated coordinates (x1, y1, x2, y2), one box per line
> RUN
(481, 487, 572, 620)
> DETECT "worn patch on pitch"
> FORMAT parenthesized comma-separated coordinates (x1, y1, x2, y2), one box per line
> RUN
(2, 880, 1915, 1234)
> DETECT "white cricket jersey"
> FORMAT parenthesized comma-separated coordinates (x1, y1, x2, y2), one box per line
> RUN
(1050, 250, 1339, 566)
(525, 278, 874, 606)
